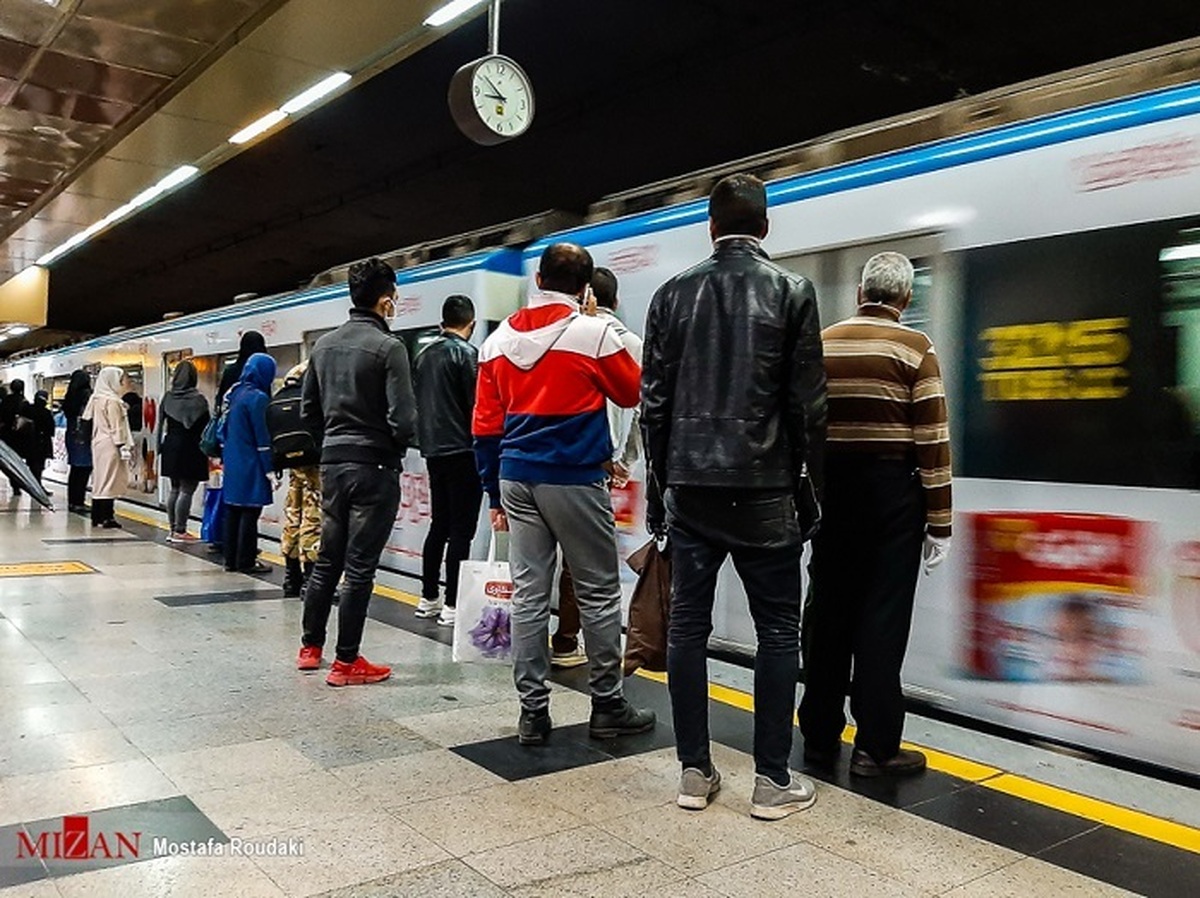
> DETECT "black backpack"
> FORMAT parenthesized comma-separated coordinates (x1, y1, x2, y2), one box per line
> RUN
(266, 382, 319, 470)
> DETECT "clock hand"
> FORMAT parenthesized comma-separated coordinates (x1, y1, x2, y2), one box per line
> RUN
(483, 76, 507, 103)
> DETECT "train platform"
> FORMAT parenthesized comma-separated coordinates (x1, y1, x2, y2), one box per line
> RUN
(1, 494, 1197, 898)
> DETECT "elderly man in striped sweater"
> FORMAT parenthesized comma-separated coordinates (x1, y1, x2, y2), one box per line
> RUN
(799, 251, 952, 778)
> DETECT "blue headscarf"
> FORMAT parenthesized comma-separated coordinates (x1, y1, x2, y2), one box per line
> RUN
(240, 353, 276, 394)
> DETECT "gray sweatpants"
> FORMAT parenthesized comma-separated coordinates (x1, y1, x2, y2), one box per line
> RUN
(500, 479, 624, 712)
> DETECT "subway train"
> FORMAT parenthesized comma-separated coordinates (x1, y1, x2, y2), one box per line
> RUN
(4, 69, 1199, 778)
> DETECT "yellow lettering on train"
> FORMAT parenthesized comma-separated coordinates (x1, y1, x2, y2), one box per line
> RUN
(978, 317, 1131, 401)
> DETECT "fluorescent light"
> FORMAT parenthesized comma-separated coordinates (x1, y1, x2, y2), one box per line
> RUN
(281, 72, 351, 115)
(424, 0, 488, 27)
(8, 326, 31, 336)
(35, 165, 201, 266)
(1160, 244, 1200, 262)
(229, 110, 287, 145)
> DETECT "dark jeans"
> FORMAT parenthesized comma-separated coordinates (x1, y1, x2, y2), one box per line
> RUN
(91, 497, 115, 525)
(68, 465, 92, 507)
(552, 563, 580, 653)
(167, 477, 199, 534)
(224, 505, 263, 572)
(799, 458, 925, 762)
(421, 452, 482, 607)
(667, 487, 802, 784)
(303, 462, 401, 663)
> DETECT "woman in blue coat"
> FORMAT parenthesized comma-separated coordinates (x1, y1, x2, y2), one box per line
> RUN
(220, 352, 277, 574)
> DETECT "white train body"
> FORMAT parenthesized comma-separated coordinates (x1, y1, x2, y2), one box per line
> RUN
(5, 80, 1200, 775)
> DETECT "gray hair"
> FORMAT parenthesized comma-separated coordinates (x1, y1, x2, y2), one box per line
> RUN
(860, 252, 914, 305)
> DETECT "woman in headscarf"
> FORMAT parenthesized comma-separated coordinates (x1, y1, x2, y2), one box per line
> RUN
(61, 369, 93, 514)
(216, 330, 267, 410)
(83, 367, 132, 528)
(220, 352, 276, 573)
(158, 360, 210, 542)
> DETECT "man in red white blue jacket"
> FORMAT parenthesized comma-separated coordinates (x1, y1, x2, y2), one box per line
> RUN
(473, 243, 657, 746)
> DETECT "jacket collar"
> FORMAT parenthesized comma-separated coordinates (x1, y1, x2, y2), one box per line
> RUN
(712, 235, 768, 259)
(349, 307, 389, 330)
(856, 303, 903, 322)
(527, 289, 581, 310)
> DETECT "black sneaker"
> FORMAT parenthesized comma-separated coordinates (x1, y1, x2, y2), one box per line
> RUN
(588, 699, 656, 739)
(518, 708, 551, 745)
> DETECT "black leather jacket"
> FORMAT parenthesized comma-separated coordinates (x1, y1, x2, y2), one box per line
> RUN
(414, 332, 477, 458)
(301, 308, 416, 469)
(641, 237, 827, 522)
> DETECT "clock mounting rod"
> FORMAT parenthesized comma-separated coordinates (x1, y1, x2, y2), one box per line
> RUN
(488, 0, 502, 55)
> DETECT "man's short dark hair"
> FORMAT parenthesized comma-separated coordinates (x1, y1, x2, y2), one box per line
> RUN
(709, 173, 768, 238)
(591, 267, 618, 310)
(538, 243, 594, 295)
(442, 294, 475, 329)
(348, 258, 396, 309)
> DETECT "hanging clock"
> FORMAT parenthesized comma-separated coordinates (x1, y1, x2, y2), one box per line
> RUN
(448, 54, 535, 146)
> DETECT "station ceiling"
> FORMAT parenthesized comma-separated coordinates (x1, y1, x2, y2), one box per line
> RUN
(4, 0, 1200, 341)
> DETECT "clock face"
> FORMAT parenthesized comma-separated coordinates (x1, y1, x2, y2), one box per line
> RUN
(470, 57, 533, 138)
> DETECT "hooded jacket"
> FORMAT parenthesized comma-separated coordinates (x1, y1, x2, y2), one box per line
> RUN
(472, 289, 641, 507)
(221, 353, 277, 507)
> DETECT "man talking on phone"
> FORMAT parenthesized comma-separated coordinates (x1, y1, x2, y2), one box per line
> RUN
(473, 243, 656, 745)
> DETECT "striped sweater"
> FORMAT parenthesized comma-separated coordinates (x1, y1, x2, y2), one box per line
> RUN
(822, 304, 952, 538)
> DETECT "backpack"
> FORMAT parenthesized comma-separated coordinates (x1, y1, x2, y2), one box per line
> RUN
(266, 381, 319, 470)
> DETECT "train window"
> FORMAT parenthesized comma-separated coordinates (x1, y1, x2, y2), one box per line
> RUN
(960, 218, 1200, 490)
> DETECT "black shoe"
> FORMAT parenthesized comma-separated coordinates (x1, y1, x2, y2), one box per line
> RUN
(100, 519, 122, 529)
(802, 741, 841, 769)
(68, 504, 89, 515)
(518, 708, 551, 745)
(589, 699, 656, 739)
(849, 747, 927, 778)
(241, 562, 272, 575)
(207, 543, 224, 554)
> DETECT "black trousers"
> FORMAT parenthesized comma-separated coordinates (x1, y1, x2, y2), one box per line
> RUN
(91, 498, 115, 525)
(799, 458, 925, 762)
(667, 487, 802, 784)
(421, 452, 483, 606)
(303, 462, 401, 663)
(224, 505, 262, 572)
(68, 465, 92, 507)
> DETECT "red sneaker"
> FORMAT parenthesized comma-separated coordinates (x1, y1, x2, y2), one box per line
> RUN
(326, 655, 391, 687)
(297, 645, 322, 671)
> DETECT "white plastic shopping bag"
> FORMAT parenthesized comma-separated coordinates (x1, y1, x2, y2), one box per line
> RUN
(453, 534, 513, 663)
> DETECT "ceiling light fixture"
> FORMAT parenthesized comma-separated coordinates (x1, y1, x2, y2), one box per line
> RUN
(281, 72, 351, 115)
(36, 165, 199, 267)
(229, 110, 287, 145)
(424, 0, 489, 27)
(1160, 244, 1200, 263)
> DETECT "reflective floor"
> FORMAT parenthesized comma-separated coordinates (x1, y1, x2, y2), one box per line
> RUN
(0, 490, 1196, 897)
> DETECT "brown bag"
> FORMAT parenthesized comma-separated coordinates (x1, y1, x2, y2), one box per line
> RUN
(623, 538, 672, 676)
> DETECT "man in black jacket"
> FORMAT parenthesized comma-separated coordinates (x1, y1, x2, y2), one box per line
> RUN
(642, 173, 827, 819)
(298, 258, 416, 686)
(414, 294, 482, 628)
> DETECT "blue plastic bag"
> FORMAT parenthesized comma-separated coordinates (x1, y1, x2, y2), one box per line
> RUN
(201, 487, 224, 543)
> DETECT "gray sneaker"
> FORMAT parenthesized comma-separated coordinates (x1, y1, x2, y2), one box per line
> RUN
(677, 766, 721, 810)
(750, 772, 817, 820)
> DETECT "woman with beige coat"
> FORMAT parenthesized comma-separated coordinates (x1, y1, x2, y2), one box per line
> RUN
(83, 367, 133, 529)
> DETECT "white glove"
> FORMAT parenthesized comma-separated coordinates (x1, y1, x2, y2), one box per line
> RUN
(118, 445, 133, 463)
(923, 535, 951, 574)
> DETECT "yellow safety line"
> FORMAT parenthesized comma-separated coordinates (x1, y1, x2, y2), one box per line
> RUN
(983, 774, 1200, 854)
(113, 506, 1200, 854)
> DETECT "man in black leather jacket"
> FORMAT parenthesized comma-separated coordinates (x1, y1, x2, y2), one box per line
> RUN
(413, 294, 482, 628)
(298, 257, 416, 687)
(641, 173, 827, 819)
